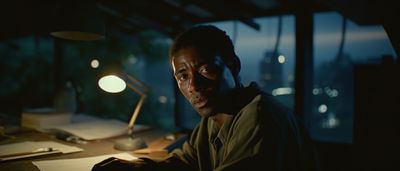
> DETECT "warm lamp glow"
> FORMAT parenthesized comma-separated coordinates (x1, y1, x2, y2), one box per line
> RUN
(98, 75, 126, 93)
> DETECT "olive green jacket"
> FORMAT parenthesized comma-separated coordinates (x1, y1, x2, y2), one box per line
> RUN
(158, 83, 318, 171)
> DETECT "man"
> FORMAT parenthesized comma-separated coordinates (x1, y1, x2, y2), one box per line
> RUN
(92, 25, 319, 171)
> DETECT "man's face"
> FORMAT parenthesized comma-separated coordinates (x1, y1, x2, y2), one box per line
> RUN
(172, 46, 237, 118)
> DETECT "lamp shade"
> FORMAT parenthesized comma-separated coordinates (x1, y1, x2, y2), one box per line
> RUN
(98, 75, 127, 93)
(50, 0, 105, 41)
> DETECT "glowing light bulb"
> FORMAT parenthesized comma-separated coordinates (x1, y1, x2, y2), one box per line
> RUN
(98, 75, 126, 93)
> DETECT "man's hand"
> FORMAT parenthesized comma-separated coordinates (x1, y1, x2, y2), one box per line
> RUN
(92, 157, 156, 171)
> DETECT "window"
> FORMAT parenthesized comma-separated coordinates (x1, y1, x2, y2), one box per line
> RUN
(310, 12, 397, 143)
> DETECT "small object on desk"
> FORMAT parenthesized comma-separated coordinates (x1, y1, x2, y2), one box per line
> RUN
(0, 141, 83, 162)
(55, 131, 87, 144)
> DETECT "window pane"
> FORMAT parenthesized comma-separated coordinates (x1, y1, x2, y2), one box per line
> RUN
(310, 12, 397, 143)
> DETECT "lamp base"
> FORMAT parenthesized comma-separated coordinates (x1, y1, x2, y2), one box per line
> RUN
(113, 137, 147, 151)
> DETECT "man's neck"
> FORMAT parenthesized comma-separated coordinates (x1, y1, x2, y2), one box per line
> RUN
(216, 83, 259, 117)
(210, 113, 230, 127)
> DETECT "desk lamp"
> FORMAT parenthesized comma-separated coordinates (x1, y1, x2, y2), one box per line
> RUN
(98, 74, 148, 151)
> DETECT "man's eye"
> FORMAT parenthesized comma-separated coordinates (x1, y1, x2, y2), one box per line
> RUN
(199, 67, 209, 73)
(199, 65, 217, 75)
(176, 74, 188, 81)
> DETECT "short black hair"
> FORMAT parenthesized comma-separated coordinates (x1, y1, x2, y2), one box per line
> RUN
(169, 25, 241, 76)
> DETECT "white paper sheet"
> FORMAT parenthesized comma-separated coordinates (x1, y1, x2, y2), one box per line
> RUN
(54, 120, 150, 140)
(32, 153, 138, 171)
(54, 120, 127, 140)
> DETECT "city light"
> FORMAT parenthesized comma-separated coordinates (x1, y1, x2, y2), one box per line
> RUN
(329, 89, 339, 97)
(318, 104, 328, 113)
(278, 55, 285, 63)
(321, 113, 340, 128)
(128, 54, 137, 64)
(90, 59, 99, 68)
(158, 96, 168, 104)
(313, 88, 323, 95)
(324, 87, 339, 98)
(272, 87, 294, 96)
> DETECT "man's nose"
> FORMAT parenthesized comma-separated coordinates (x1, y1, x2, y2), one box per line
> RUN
(188, 73, 204, 93)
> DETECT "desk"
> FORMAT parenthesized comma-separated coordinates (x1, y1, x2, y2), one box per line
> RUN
(0, 128, 168, 171)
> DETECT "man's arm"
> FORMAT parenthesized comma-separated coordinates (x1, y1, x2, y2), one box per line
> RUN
(91, 147, 197, 171)
(92, 126, 201, 171)
(91, 157, 158, 171)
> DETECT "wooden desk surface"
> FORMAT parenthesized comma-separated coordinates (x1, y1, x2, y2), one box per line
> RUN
(0, 128, 168, 171)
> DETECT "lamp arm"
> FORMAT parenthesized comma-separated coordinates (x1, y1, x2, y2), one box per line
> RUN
(127, 94, 147, 135)
(127, 74, 149, 93)
(124, 73, 148, 136)
(126, 82, 145, 96)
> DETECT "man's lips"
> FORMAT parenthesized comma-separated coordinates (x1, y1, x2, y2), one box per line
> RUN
(191, 96, 208, 108)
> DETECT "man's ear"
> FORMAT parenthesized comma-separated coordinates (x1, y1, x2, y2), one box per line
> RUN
(228, 55, 241, 77)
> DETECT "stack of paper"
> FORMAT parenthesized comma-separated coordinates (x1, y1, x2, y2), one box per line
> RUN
(21, 108, 71, 130)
